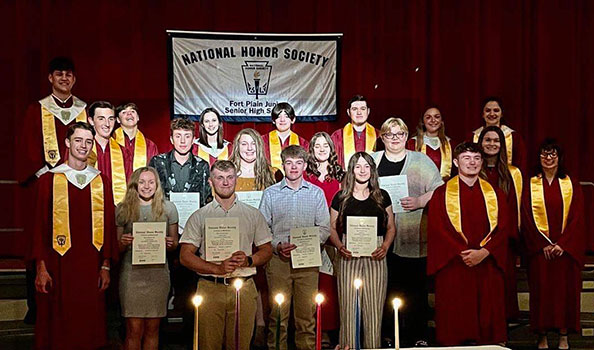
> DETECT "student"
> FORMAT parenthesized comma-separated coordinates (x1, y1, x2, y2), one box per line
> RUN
(193, 107, 232, 166)
(262, 102, 309, 170)
(114, 102, 159, 171)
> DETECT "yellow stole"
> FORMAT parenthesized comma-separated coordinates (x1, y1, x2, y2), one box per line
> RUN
(343, 123, 376, 165)
(508, 165, 523, 228)
(269, 130, 299, 170)
(445, 176, 498, 247)
(197, 144, 229, 164)
(420, 138, 452, 179)
(114, 128, 147, 171)
(52, 173, 104, 255)
(473, 126, 513, 165)
(41, 107, 87, 166)
(530, 175, 573, 242)
(92, 139, 127, 205)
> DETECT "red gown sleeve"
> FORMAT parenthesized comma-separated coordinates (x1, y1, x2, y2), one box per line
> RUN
(298, 135, 309, 151)
(483, 188, 510, 272)
(511, 132, 527, 173)
(405, 138, 416, 151)
(146, 137, 160, 162)
(330, 128, 344, 167)
(262, 132, 272, 162)
(30, 173, 52, 263)
(99, 174, 119, 263)
(555, 178, 585, 266)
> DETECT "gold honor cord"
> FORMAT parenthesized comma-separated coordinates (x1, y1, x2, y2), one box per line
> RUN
(52, 174, 104, 255)
(197, 144, 229, 164)
(421, 140, 453, 179)
(114, 128, 147, 171)
(343, 123, 377, 165)
(530, 176, 573, 242)
(91, 141, 127, 205)
(473, 126, 514, 165)
(269, 130, 299, 171)
(508, 165, 523, 228)
(41, 107, 87, 167)
(445, 176, 499, 247)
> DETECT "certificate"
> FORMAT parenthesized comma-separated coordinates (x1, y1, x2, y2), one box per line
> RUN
(170, 192, 200, 230)
(346, 216, 378, 257)
(290, 227, 322, 269)
(132, 222, 167, 265)
(320, 249, 334, 276)
(236, 190, 263, 209)
(379, 175, 409, 213)
(205, 217, 240, 262)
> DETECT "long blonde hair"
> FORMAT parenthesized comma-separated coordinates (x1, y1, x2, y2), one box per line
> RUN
(230, 128, 275, 190)
(116, 167, 166, 224)
(413, 106, 448, 152)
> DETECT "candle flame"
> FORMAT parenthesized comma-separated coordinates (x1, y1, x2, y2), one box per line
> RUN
(315, 293, 325, 304)
(192, 294, 203, 307)
(233, 279, 243, 291)
(275, 293, 285, 305)
(354, 278, 362, 289)
(392, 297, 402, 309)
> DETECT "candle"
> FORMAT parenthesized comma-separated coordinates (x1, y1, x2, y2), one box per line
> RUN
(393, 298, 402, 350)
(192, 294, 203, 350)
(274, 293, 285, 350)
(315, 293, 324, 350)
(233, 279, 243, 350)
(354, 278, 362, 350)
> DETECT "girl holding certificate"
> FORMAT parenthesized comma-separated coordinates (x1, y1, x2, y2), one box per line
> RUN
(116, 167, 179, 350)
(521, 140, 584, 350)
(193, 108, 232, 166)
(328, 152, 396, 349)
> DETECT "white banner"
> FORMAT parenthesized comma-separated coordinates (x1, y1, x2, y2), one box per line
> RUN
(168, 31, 341, 122)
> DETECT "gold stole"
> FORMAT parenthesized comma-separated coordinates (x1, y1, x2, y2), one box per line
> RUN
(269, 130, 299, 169)
(420, 139, 452, 178)
(114, 128, 147, 171)
(197, 144, 229, 164)
(52, 173, 104, 255)
(343, 123, 376, 165)
(92, 139, 127, 205)
(445, 176, 498, 247)
(41, 107, 87, 166)
(530, 175, 573, 242)
(473, 126, 513, 165)
(508, 165, 523, 228)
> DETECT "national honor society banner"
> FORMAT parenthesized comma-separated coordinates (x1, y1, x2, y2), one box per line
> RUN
(168, 31, 342, 122)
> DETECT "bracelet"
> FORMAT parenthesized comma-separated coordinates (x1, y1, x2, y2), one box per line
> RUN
(100, 265, 110, 271)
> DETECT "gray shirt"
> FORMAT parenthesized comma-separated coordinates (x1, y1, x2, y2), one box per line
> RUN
(170, 159, 192, 192)
(259, 178, 330, 253)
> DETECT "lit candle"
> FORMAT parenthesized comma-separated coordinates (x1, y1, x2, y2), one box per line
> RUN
(192, 294, 203, 350)
(233, 279, 243, 350)
(393, 298, 402, 350)
(315, 293, 325, 350)
(274, 293, 285, 350)
(354, 278, 362, 350)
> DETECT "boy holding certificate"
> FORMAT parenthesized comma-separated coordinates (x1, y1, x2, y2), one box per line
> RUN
(259, 145, 330, 350)
(180, 160, 273, 350)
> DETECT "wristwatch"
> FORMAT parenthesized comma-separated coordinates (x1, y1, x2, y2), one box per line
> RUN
(246, 256, 253, 267)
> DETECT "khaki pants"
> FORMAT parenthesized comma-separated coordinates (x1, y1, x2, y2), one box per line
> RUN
(266, 254, 318, 350)
(197, 277, 258, 350)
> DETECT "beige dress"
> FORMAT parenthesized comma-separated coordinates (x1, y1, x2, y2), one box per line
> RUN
(117, 201, 178, 317)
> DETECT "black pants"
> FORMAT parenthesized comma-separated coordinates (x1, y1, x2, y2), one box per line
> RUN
(382, 254, 429, 346)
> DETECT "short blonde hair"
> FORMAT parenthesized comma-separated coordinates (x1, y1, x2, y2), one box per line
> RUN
(380, 117, 408, 136)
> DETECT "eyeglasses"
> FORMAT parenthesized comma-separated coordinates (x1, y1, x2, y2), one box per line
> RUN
(540, 151, 558, 159)
(383, 131, 407, 140)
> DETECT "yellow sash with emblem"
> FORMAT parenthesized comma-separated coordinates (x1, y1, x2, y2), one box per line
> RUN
(420, 139, 452, 179)
(445, 176, 498, 247)
(530, 175, 573, 243)
(41, 107, 87, 166)
(114, 128, 147, 171)
(473, 126, 513, 165)
(197, 144, 229, 164)
(269, 130, 299, 170)
(508, 165, 523, 228)
(343, 123, 376, 165)
(52, 173, 104, 255)
(92, 139, 127, 205)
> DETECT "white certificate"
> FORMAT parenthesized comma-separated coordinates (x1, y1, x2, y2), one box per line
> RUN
(205, 217, 240, 262)
(346, 216, 378, 257)
(320, 249, 334, 276)
(290, 227, 322, 269)
(132, 222, 167, 265)
(379, 175, 409, 213)
(236, 190, 263, 209)
(170, 192, 200, 230)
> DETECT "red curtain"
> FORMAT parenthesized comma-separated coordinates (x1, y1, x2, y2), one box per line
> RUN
(2, 0, 593, 255)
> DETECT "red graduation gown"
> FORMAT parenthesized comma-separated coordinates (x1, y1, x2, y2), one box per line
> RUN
(261, 131, 309, 163)
(192, 141, 233, 166)
(521, 176, 585, 333)
(484, 168, 521, 321)
(94, 140, 132, 181)
(427, 179, 509, 346)
(119, 132, 160, 170)
(330, 124, 378, 167)
(31, 172, 117, 350)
